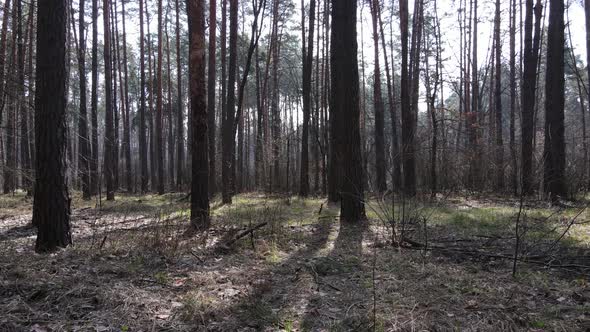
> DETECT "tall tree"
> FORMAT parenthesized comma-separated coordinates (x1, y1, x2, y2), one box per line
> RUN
(221, 0, 237, 204)
(509, 0, 517, 194)
(377, 0, 401, 190)
(468, 0, 479, 189)
(176, 0, 185, 188)
(270, 0, 280, 191)
(156, 0, 165, 194)
(17, 0, 31, 193)
(121, 0, 132, 193)
(139, 0, 149, 192)
(521, 0, 543, 194)
(542, 0, 565, 199)
(188, 0, 209, 229)
(3, 2, 16, 194)
(585, 0, 590, 187)
(166, 16, 175, 188)
(494, 0, 503, 190)
(78, 0, 91, 200)
(370, 0, 386, 193)
(0, 0, 10, 147)
(399, 0, 415, 196)
(330, 0, 365, 222)
(90, 0, 99, 196)
(103, 0, 115, 200)
(300, 0, 315, 197)
(207, 0, 217, 196)
(33, 0, 71, 252)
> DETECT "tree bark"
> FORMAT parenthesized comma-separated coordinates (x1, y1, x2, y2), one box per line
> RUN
(0, 0, 10, 136)
(300, 0, 315, 197)
(370, 0, 386, 193)
(103, 0, 115, 201)
(77, 0, 90, 199)
(121, 0, 132, 193)
(521, 0, 542, 195)
(509, 0, 518, 194)
(400, 0, 415, 196)
(330, 0, 365, 222)
(221, 0, 238, 204)
(17, 0, 31, 194)
(494, 0, 503, 190)
(33, 0, 71, 253)
(156, 0, 165, 194)
(139, 0, 149, 193)
(377, 0, 400, 191)
(188, 0, 210, 230)
(207, 0, 217, 196)
(542, 0, 565, 199)
(176, 0, 184, 189)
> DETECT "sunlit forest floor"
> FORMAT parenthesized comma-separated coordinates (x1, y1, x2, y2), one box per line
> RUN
(1, 191, 590, 331)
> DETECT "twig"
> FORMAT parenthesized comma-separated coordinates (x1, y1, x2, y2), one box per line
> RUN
(225, 221, 269, 247)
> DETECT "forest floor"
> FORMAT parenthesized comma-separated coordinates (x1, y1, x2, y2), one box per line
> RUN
(1, 191, 590, 331)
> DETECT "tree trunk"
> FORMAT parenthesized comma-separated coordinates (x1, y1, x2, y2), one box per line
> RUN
(271, 0, 281, 192)
(77, 0, 90, 199)
(33, 0, 71, 253)
(218, 0, 228, 195)
(146, 1, 157, 191)
(331, 0, 365, 222)
(400, 0, 415, 196)
(188, 0, 209, 230)
(17, 0, 31, 194)
(370, 0, 386, 193)
(468, 0, 479, 189)
(377, 0, 400, 191)
(0, 0, 11, 142)
(166, 18, 175, 189)
(222, 0, 237, 204)
(176, 0, 184, 189)
(139, 0, 148, 193)
(300, 0, 315, 197)
(156, 0, 165, 194)
(494, 0, 503, 190)
(103, 0, 115, 201)
(585, 0, 590, 187)
(542, 0, 565, 199)
(521, 0, 543, 195)
(509, 0, 517, 194)
(206, 0, 216, 196)
(3, 2, 17, 194)
(121, 0, 132, 193)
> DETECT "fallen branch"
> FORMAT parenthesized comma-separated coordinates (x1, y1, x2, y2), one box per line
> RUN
(225, 221, 269, 247)
(177, 193, 191, 202)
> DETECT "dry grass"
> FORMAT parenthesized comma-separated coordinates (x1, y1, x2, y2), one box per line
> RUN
(0, 192, 589, 331)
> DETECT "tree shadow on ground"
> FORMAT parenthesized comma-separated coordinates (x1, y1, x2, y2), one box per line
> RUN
(0, 224, 35, 242)
(299, 220, 370, 331)
(205, 217, 335, 330)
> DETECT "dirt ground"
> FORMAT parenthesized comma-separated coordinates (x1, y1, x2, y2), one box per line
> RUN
(1, 192, 589, 331)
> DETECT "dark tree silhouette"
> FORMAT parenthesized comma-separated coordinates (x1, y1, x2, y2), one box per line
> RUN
(330, 0, 365, 222)
(90, 0, 99, 196)
(188, 0, 210, 230)
(300, 0, 315, 197)
(139, 0, 148, 193)
(222, 0, 238, 204)
(207, 0, 217, 196)
(103, 0, 115, 201)
(370, 0, 386, 193)
(33, 0, 71, 253)
(521, 0, 543, 194)
(156, 0, 165, 194)
(542, 0, 566, 199)
(78, 0, 91, 200)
